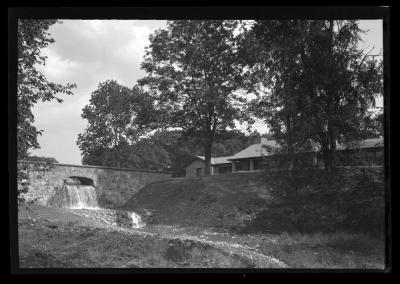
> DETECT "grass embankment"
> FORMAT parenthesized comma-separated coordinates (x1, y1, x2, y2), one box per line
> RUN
(121, 168, 384, 235)
(118, 167, 385, 268)
(18, 168, 385, 269)
(18, 205, 384, 268)
(18, 205, 284, 268)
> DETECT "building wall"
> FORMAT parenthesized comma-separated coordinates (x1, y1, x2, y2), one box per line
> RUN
(231, 148, 384, 171)
(185, 160, 233, 176)
(185, 159, 205, 177)
(18, 161, 172, 208)
(213, 163, 232, 175)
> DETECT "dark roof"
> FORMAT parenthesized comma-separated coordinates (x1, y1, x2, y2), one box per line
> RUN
(228, 137, 383, 160)
(336, 137, 384, 150)
(228, 140, 279, 160)
(196, 156, 233, 165)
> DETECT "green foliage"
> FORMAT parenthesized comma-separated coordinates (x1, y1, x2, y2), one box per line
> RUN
(17, 20, 76, 161)
(17, 20, 75, 204)
(26, 156, 58, 164)
(139, 20, 254, 175)
(250, 168, 385, 236)
(246, 20, 383, 172)
(79, 125, 261, 175)
(77, 80, 151, 167)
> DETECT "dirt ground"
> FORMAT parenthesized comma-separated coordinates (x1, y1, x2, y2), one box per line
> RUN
(17, 204, 385, 269)
(17, 205, 287, 268)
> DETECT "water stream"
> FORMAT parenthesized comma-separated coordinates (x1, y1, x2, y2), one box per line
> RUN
(64, 184, 99, 209)
(130, 212, 145, 228)
(48, 181, 144, 228)
(48, 183, 99, 209)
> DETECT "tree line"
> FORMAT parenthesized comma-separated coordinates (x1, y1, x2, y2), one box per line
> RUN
(17, 20, 383, 179)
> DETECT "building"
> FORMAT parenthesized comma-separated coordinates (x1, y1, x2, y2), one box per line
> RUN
(184, 137, 384, 176)
(334, 137, 384, 166)
(185, 156, 233, 177)
(228, 138, 280, 171)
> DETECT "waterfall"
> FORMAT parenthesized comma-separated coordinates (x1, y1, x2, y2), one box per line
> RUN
(48, 183, 99, 209)
(130, 212, 145, 228)
(65, 184, 99, 209)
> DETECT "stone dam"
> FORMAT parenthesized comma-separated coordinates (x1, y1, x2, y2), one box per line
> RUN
(18, 161, 172, 208)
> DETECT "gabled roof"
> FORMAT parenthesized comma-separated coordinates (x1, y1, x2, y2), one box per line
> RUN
(196, 156, 233, 165)
(228, 137, 384, 160)
(336, 137, 384, 150)
(228, 140, 279, 160)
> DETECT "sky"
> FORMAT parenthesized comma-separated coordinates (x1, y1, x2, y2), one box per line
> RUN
(29, 20, 383, 165)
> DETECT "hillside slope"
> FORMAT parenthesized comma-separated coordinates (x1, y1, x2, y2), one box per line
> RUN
(119, 172, 273, 232)
(120, 168, 384, 235)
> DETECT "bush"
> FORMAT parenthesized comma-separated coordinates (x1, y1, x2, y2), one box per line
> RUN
(245, 167, 385, 236)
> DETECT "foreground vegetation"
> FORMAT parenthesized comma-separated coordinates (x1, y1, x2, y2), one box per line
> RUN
(258, 231, 384, 268)
(18, 205, 284, 268)
(245, 167, 385, 237)
(18, 203, 385, 269)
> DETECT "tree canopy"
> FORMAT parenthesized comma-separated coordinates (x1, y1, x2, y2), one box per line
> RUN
(26, 156, 58, 164)
(246, 20, 383, 171)
(76, 20, 383, 174)
(138, 20, 254, 175)
(17, 20, 76, 160)
(77, 80, 149, 167)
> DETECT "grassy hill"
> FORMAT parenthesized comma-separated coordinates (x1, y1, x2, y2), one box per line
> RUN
(119, 172, 273, 232)
(18, 167, 385, 269)
(120, 168, 385, 235)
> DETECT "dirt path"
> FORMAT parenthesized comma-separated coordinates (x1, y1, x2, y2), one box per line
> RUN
(18, 205, 287, 268)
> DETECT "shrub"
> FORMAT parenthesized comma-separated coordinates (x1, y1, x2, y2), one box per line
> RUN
(247, 167, 385, 236)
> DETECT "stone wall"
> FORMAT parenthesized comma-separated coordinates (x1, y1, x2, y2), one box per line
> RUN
(18, 161, 172, 208)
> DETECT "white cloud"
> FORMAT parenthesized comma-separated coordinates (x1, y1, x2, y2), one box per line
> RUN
(37, 48, 80, 84)
(31, 20, 168, 164)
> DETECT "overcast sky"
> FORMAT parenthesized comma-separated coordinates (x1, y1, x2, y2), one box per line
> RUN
(29, 20, 383, 165)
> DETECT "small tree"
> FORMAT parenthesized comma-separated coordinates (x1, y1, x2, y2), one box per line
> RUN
(77, 80, 147, 167)
(139, 20, 253, 175)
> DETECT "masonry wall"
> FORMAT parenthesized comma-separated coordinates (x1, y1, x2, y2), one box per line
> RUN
(18, 161, 172, 208)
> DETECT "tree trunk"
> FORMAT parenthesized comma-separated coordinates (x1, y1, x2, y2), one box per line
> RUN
(321, 134, 333, 173)
(325, 20, 337, 173)
(203, 139, 213, 176)
(328, 122, 337, 172)
(286, 117, 295, 171)
(322, 149, 333, 173)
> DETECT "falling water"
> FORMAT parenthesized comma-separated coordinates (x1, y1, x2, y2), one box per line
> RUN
(48, 179, 146, 228)
(130, 212, 145, 228)
(48, 183, 99, 209)
(65, 184, 99, 209)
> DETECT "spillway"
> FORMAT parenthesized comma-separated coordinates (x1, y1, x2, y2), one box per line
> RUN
(48, 183, 99, 209)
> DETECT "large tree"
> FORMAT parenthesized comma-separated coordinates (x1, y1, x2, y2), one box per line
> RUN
(247, 20, 383, 172)
(17, 20, 76, 161)
(77, 80, 147, 167)
(138, 20, 253, 175)
(246, 20, 313, 168)
(302, 20, 382, 171)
